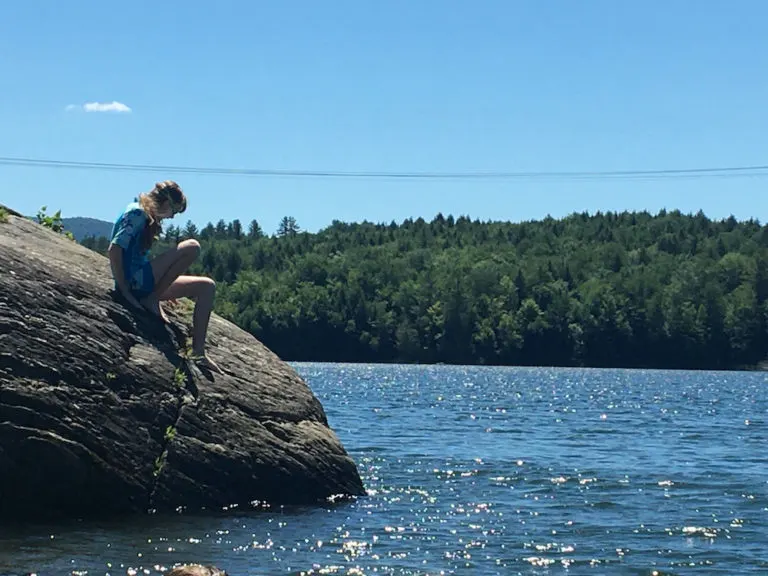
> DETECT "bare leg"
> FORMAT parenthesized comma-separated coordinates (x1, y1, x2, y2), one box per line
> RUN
(161, 275, 221, 373)
(142, 240, 202, 322)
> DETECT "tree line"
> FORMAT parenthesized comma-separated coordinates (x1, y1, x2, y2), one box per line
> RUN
(80, 209, 768, 370)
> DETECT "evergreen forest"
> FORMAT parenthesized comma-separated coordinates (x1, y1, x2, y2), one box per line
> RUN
(81, 209, 768, 370)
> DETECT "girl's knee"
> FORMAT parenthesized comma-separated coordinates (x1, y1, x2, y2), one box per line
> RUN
(179, 239, 201, 259)
(201, 276, 216, 297)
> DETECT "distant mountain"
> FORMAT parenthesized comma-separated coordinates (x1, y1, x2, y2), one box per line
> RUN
(61, 217, 113, 242)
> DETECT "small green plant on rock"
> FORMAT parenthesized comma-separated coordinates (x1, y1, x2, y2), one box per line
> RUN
(0, 207, 8, 223)
(36, 206, 75, 240)
(173, 366, 187, 388)
(153, 454, 165, 478)
(37, 206, 64, 232)
(176, 334, 197, 363)
(169, 297, 196, 323)
(164, 425, 177, 442)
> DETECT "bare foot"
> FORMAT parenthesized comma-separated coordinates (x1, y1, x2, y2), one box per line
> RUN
(141, 294, 170, 323)
(191, 351, 223, 374)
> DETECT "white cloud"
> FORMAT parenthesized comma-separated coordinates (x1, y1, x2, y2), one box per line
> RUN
(83, 101, 132, 113)
(66, 101, 132, 113)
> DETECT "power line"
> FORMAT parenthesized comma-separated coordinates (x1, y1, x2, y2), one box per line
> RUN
(1, 155, 768, 181)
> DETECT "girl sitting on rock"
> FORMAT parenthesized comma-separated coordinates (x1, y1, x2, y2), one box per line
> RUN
(108, 180, 221, 373)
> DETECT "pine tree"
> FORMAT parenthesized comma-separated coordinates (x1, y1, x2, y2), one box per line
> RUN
(248, 219, 264, 239)
(277, 216, 300, 237)
(183, 220, 199, 240)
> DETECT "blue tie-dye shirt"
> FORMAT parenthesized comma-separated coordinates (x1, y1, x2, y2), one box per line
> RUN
(110, 201, 153, 294)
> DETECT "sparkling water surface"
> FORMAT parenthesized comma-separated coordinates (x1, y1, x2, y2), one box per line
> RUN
(1, 364, 767, 575)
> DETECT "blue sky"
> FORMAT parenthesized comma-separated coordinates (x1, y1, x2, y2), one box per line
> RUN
(1, 0, 767, 234)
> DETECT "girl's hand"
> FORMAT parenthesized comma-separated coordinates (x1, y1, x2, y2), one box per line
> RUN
(121, 289, 143, 311)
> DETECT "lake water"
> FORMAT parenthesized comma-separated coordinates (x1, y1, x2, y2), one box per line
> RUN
(1, 364, 767, 575)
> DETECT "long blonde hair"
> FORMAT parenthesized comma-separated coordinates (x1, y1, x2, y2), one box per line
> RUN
(137, 180, 187, 251)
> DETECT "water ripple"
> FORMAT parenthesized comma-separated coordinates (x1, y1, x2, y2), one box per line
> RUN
(1, 364, 766, 575)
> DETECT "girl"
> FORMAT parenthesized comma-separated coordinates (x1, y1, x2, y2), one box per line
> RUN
(108, 180, 221, 373)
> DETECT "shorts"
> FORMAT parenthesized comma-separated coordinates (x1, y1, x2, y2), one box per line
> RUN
(126, 261, 155, 299)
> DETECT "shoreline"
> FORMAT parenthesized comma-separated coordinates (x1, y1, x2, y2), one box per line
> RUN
(288, 359, 767, 374)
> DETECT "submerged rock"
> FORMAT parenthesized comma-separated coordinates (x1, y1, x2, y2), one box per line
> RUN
(0, 206, 365, 520)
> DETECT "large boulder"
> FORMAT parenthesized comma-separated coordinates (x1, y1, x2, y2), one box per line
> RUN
(0, 206, 365, 520)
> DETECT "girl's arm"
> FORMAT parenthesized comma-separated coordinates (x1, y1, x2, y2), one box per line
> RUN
(108, 242, 142, 309)
(109, 207, 147, 309)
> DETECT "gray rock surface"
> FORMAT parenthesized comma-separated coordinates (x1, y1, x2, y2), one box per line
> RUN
(0, 206, 365, 520)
